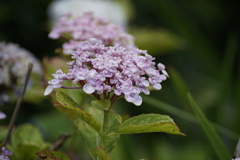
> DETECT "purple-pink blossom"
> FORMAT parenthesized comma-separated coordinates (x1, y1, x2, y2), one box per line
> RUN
(0, 112, 6, 120)
(0, 147, 11, 160)
(49, 12, 135, 54)
(44, 38, 168, 106)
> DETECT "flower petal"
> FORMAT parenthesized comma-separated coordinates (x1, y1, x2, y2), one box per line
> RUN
(157, 63, 165, 70)
(142, 80, 150, 87)
(125, 94, 134, 103)
(133, 95, 142, 106)
(142, 87, 150, 95)
(162, 70, 169, 77)
(44, 85, 54, 96)
(83, 84, 95, 94)
(153, 83, 162, 90)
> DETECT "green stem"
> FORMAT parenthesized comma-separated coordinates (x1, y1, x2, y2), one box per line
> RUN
(100, 109, 110, 148)
(100, 96, 117, 147)
(102, 109, 110, 135)
(99, 95, 118, 148)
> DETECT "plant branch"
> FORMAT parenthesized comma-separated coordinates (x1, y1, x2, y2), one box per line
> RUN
(50, 133, 71, 151)
(1, 63, 33, 147)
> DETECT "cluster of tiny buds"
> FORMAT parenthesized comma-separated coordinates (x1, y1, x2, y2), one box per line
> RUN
(45, 38, 168, 106)
(49, 12, 135, 54)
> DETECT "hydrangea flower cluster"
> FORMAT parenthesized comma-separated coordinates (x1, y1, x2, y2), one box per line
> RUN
(44, 38, 168, 106)
(0, 42, 42, 105)
(49, 12, 134, 54)
(0, 147, 11, 160)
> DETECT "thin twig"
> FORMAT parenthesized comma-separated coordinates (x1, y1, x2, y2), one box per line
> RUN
(1, 63, 33, 147)
(50, 133, 71, 151)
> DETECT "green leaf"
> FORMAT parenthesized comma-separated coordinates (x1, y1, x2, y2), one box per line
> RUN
(106, 110, 122, 134)
(93, 146, 112, 160)
(74, 104, 121, 157)
(37, 151, 71, 160)
(9, 124, 50, 160)
(187, 93, 231, 160)
(65, 99, 122, 158)
(90, 101, 122, 131)
(0, 126, 8, 142)
(90, 101, 122, 152)
(11, 124, 50, 151)
(116, 114, 185, 135)
(85, 101, 103, 123)
(101, 110, 121, 152)
(56, 91, 101, 133)
(103, 134, 120, 153)
(74, 118, 100, 160)
(97, 100, 111, 111)
(131, 28, 186, 54)
(10, 144, 42, 160)
(56, 91, 79, 109)
(60, 81, 86, 106)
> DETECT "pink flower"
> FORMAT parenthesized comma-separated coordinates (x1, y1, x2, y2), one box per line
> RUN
(45, 38, 168, 106)
(49, 12, 135, 54)
(0, 147, 12, 160)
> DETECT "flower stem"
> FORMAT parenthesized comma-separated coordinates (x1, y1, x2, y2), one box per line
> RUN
(100, 108, 110, 147)
(102, 109, 110, 135)
(61, 86, 83, 89)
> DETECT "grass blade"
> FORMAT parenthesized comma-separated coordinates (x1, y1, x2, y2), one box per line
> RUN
(168, 67, 191, 111)
(142, 95, 238, 141)
(187, 93, 231, 160)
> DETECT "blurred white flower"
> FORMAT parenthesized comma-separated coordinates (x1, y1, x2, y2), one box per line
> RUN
(48, 12, 134, 54)
(0, 42, 42, 105)
(48, 0, 127, 27)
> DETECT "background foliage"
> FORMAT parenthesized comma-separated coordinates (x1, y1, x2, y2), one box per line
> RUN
(0, 0, 240, 159)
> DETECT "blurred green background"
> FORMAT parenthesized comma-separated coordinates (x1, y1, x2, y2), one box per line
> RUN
(0, 0, 240, 159)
